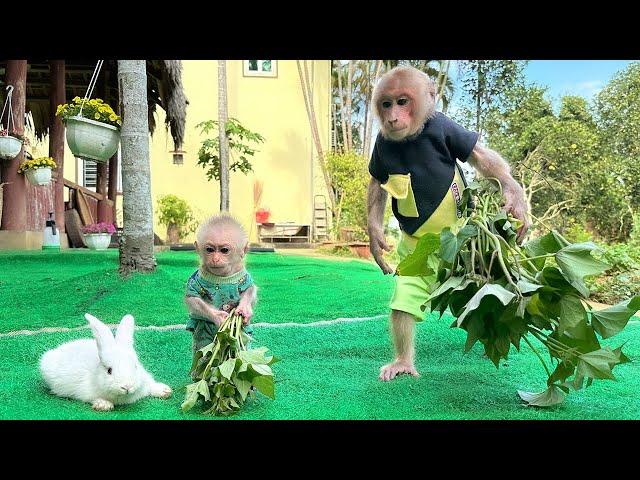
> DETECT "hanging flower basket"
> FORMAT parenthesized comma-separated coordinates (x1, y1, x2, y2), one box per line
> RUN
(18, 157, 56, 186)
(25, 167, 52, 186)
(0, 134, 22, 160)
(56, 96, 122, 163)
(1, 85, 23, 160)
(64, 116, 120, 163)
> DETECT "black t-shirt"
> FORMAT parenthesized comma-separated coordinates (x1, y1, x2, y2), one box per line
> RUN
(368, 112, 479, 235)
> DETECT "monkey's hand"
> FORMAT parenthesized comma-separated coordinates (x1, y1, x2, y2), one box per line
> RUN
(236, 302, 253, 325)
(209, 308, 229, 327)
(369, 228, 394, 274)
(502, 184, 531, 243)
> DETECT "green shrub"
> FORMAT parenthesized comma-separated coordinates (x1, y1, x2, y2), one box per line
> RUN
(586, 242, 640, 304)
(157, 194, 197, 241)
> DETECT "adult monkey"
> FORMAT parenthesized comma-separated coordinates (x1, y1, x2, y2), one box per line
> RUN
(367, 65, 530, 381)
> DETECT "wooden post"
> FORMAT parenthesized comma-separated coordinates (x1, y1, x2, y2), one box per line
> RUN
(0, 60, 28, 231)
(96, 68, 111, 224)
(96, 160, 109, 222)
(107, 152, 118, 224)
(49, 60, 66, 233)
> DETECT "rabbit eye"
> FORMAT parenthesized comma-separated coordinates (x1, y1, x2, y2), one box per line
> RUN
(107, 367, 112, 375)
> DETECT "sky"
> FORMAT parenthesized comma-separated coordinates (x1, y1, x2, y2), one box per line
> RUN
(449, 60, 635, 111)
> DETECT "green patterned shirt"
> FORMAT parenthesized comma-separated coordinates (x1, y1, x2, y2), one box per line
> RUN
(185, 268, 254, 332)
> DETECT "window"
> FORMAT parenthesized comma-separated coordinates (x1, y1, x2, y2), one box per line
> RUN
(76, 147, 122, 193)
(82, 159, 98, 190)
(243, 60, 277, 77)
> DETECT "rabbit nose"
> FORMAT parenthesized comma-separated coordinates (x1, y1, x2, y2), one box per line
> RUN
(121, 384, 134, 393)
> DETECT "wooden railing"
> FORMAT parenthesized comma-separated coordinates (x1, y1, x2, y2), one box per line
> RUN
(63, 178, 114, 226)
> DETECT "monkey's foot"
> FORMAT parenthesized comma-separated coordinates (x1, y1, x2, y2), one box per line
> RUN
(92, 398, 114, 411)
(150, 382, 172, 399)
(379, 361, 420, 381)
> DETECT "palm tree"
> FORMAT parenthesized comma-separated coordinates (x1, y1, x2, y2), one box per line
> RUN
(218, 60, 230, 212)
(297, 60, 335, 212)
(117, 60, 156, 274)
(362, 60, 383, 156)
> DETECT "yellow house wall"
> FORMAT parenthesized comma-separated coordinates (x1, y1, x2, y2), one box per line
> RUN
(149, 60, 332, 243)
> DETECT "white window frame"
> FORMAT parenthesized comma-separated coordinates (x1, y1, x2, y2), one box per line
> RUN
(75, 146, 122, 193)
(243, 60, 277, 78)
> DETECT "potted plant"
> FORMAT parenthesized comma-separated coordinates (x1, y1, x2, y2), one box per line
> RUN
(18, 156, 57, 186)
(157, 194, 197, 244)
(81, 222, 116, 250)
(0, 128, 23, 160)
(56, 97, 121, 163)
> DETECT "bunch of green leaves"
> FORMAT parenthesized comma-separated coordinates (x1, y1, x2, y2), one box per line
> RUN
(181, 310, 278, 415)
(196, 118, 265, 181)
(397, 179, 639, 407)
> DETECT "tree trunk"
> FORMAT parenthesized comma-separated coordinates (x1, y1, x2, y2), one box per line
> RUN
(361, 61, 371, 156)
(117, 60, 156, 274)
(438, 61, 451, 113)
(0, 60, 27, 231)
(476, 61, 484, 134)
(218, 60, 230, 212)
(363, 60, 383, 157)
(296, 61, 336, 212)
(331, 101, 338, 153)
(336, 62, 348, 153)
(345, 61, 354, 152)
(49, 60, 66, 234)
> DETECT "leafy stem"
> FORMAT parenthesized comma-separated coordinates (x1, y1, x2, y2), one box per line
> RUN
(522, 334, 552, 377)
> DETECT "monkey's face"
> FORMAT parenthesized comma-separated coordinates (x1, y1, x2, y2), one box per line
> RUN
(378, 91, 418, 141)
(373, 67, 436, 142)
(196, 226, 247, 277)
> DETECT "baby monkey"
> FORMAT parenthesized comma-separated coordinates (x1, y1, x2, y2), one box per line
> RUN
(184, 213, 258, 357)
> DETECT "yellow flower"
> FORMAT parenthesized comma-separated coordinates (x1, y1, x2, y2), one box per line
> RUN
(94, 113, 101, 120)
(73, 96, 81, 103)
(109, 114, 117, 121)
(549, 165, 556, 171)
(571, 144, 577, 149)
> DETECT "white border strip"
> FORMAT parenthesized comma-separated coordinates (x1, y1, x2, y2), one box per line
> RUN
(0, 314, 389, 338)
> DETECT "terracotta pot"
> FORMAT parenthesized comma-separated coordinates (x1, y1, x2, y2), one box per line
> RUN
(166, 223, 181, 244)
(349, 244, 371, 259)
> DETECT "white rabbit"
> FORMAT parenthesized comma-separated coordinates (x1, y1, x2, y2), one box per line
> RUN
(39, 313, 172, 411)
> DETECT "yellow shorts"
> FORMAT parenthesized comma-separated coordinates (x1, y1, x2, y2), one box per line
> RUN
(388, 167, 464, 320)
(389, 233, 438, 320)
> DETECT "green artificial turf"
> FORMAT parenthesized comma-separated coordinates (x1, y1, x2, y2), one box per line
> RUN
(0, 250, 394, 332)
(1, 250, 638, 420)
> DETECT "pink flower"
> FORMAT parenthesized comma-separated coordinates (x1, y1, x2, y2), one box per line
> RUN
(81, 222, 117, 235)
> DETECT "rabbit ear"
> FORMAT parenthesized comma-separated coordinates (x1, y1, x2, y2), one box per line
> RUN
(115, 314, 135, 348)
(85, 313, 115, 353)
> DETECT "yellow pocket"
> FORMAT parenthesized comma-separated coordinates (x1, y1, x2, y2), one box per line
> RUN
(381, 174, 419, 217)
